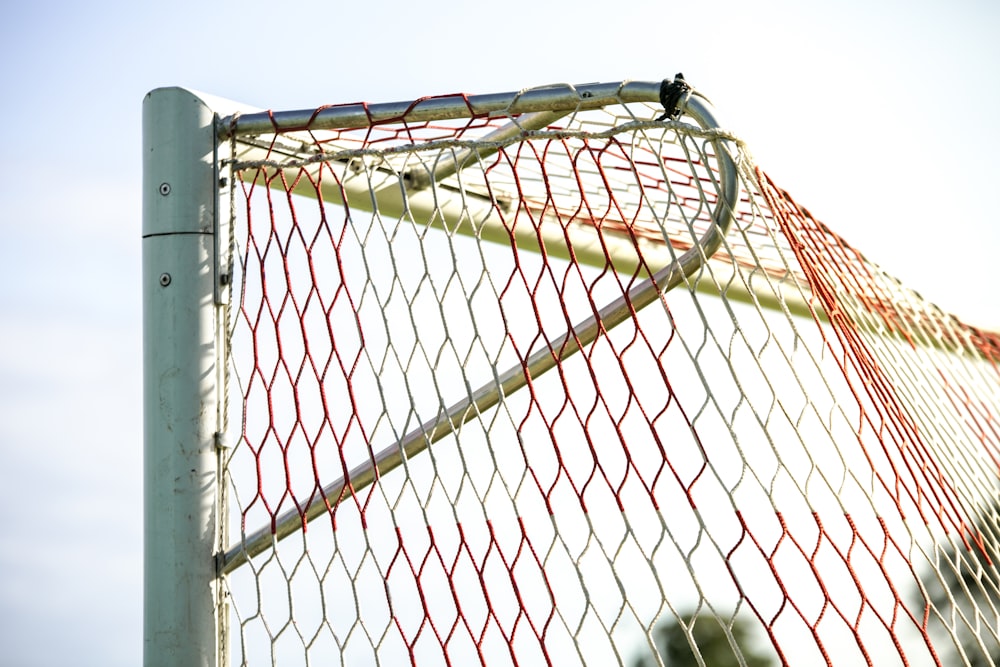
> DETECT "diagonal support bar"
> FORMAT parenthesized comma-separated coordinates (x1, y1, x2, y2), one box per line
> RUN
(219, 93, 738, 574)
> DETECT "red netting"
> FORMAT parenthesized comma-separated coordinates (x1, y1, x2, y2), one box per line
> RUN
(221, 94, 1000, 667)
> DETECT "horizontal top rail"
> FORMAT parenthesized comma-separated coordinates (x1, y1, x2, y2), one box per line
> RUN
(219, 80, 669, 137)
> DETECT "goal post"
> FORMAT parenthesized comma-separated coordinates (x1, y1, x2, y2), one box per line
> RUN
(142, 86, 226, 667)
(143, 79, 1000, 667)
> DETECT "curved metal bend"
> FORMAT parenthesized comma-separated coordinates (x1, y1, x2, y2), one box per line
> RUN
(220, 84, 739, 575)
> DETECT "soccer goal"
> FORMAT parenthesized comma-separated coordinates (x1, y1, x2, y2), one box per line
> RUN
(142, 78, 1000, 667)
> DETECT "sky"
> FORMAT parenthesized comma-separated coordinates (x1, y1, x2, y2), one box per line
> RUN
(0, 0, 997, 665)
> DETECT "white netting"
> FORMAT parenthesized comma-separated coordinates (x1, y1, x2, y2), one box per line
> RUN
(219, 88, 1000, 667)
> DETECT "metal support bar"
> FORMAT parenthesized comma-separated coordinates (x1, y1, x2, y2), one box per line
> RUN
(219, 93, 738, 574)
(402, 109, 570, 189)
(220, 81, 666, 137)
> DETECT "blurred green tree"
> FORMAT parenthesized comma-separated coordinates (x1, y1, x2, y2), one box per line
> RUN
(916, 520, 1000, 667)
(632, 612, 775, 667)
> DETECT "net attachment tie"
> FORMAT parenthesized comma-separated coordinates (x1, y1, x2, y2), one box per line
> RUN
(656, 73, 692, 121)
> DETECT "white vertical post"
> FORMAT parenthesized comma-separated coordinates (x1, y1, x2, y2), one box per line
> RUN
(142, 87, 223, 667)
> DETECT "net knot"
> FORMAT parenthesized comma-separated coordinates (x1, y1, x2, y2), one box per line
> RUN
(656, 73, 692, 121)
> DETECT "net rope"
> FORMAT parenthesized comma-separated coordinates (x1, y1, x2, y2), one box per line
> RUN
(220, 92, 1000, 667)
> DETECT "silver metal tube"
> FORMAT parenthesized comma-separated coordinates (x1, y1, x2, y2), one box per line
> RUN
(403, 109, 570, 189)
(219, 91, 738, 574)
(220, 81, 662, 137)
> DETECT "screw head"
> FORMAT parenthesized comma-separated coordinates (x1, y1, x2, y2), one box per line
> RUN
(159, 273, 172, 287)
(159, 182, 171, 196)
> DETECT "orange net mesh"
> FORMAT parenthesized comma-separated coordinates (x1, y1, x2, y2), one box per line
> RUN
(220, 91, 1000, 666)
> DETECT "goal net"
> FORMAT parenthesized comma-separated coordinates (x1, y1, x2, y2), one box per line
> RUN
(202, 80, 997, 666)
